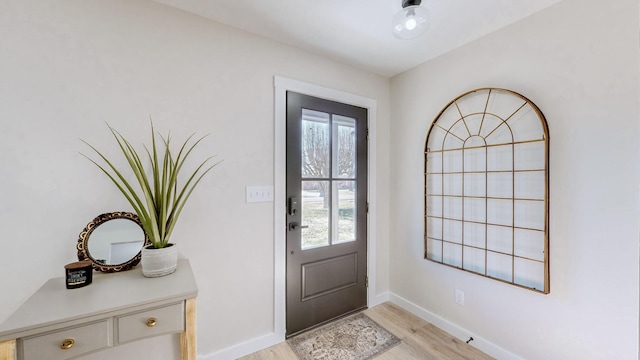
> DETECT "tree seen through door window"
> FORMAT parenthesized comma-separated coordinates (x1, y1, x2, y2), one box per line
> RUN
(301, 109, 357, 248)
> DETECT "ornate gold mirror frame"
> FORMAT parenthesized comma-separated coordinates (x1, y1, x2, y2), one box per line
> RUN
(77, 211, 150, 273)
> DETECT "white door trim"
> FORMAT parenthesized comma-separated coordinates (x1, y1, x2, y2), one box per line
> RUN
(274, 76, 378, 339)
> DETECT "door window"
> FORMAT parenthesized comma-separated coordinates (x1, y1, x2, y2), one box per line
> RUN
(301, 109, 358, 250)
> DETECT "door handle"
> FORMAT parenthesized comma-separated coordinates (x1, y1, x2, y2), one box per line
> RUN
(289, 223, 309, 231)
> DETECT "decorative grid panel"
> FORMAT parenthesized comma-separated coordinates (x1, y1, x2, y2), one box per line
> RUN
(424, 88, 550, 293)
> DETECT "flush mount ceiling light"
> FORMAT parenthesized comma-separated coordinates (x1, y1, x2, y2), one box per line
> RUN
(392, 0, 428, 39)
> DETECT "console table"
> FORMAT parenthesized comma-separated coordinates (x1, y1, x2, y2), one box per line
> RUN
(0, 259, 197, 360)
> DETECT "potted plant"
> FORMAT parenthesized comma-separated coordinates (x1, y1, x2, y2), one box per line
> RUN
(82, 122, 219, 277)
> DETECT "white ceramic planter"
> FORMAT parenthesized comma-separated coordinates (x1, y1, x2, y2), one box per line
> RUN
(141, 243, 178, 277)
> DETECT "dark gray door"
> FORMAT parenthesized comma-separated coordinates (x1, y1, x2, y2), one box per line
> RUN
(286, 91, 368, 337)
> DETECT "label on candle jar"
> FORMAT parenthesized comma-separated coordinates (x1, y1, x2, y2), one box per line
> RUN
(65, 260, 93, 289)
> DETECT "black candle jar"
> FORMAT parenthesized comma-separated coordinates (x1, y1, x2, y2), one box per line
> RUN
(64, 260, 93, 289)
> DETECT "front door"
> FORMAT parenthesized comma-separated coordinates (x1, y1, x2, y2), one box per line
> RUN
(286, 91, 368, 337)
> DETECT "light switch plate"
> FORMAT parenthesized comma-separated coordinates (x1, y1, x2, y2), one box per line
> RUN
(246, 186, 274, 203)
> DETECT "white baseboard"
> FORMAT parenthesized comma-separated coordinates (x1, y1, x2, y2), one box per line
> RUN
(200, 292, 391, 359)
(370, 291, 391, 307)
(200, 291, 522, 360)
(200, 332, 283, 360)
(387, 293, 524, 360)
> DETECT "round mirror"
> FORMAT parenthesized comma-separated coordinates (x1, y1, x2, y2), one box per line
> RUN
(76, 212, 150, 272)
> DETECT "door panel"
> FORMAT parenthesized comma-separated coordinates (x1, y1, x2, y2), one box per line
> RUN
(301, 253, 358, 301)
(286, 91, 368, 336)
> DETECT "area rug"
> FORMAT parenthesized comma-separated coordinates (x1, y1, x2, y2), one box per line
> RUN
(288, 313, 401, 360)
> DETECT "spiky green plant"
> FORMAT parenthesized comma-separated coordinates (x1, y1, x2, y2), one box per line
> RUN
(81, 122, 219, 249)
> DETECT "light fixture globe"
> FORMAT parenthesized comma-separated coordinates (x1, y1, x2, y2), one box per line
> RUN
(392, 0, 428, 39)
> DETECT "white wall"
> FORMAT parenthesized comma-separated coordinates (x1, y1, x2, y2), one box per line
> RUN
(0, 0, 391, 358)
(389, 0, 639, 359)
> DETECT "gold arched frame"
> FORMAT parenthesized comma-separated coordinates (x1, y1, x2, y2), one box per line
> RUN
(424, 88, 550, 293)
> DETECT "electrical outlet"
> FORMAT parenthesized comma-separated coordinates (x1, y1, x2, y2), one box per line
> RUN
(455, 289, 465, 305)
(246, 186, 274, 203)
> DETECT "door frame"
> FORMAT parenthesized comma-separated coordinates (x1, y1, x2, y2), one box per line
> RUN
(274, 76, 379, 339)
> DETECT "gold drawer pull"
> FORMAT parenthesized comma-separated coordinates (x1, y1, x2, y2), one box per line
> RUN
(146, 317, 157, 327)
(60, 338, 75, 350)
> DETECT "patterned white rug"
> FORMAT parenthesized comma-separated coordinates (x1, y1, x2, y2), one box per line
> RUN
(288, 313, 401, 360)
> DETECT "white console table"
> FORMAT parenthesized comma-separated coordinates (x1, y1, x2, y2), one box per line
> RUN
(0, 259, 197, 360)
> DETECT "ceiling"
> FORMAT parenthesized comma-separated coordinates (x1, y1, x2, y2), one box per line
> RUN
(152, 0, 563, 77)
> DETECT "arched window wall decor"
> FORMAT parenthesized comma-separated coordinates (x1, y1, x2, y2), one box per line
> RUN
(424, 88, 550, 293)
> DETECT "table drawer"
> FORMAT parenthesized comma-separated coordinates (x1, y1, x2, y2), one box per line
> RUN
(20, 320, 111, 360)
(117, 302, 184, 344)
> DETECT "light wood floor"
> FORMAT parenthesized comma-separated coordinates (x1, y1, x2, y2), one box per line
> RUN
(239, 302, 494, 360)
